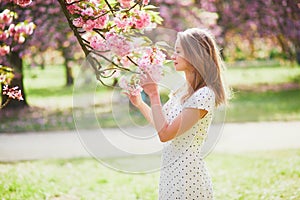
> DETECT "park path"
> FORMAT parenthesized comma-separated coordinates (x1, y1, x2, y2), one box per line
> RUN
(0, 121, 300, 162)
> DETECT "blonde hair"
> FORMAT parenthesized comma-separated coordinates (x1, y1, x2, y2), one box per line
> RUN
(177, 28, 229, 106)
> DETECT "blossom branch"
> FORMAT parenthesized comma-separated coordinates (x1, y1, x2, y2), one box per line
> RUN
(104, 0, 115, 17)
(57, 0, 90, 56)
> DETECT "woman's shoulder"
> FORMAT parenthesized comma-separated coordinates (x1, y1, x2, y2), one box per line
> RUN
(194, 86, 215, 98)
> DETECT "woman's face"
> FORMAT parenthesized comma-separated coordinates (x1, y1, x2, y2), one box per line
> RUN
(172, 39, 193, 72)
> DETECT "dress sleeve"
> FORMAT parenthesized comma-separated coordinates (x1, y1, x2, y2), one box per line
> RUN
(183, 87, 215, 112)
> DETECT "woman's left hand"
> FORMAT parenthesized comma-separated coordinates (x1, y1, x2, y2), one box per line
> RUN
(140, 72, 159, 97)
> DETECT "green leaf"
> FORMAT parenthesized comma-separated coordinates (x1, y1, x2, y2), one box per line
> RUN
(143, 5, 159, 10)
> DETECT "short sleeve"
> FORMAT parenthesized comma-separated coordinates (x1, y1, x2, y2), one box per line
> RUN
(183, 86, 215, 112)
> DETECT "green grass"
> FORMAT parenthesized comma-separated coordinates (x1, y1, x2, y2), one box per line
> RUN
(0, 149, 299, 200)
(226, 62, 300, 86)
(1, 61, 300, 132)
(226, 89, 300, 122)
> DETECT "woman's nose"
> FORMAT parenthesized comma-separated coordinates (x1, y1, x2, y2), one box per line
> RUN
(171, 54, 176, 60)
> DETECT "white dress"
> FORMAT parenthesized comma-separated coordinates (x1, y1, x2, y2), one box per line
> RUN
(159, 86, 215, 200)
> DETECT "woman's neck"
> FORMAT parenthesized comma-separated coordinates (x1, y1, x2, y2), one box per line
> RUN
(184, 70, 194, 88)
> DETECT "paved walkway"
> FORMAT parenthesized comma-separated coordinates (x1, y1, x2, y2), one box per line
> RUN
(1, 121, 300, 162)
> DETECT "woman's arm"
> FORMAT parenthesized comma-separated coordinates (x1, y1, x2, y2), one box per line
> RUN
(148, 89, 207, 142)
(136, 101, 153, 125)
(126, 92, 154, 125)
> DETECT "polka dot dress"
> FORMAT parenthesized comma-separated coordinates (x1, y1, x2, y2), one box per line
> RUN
(159, 86, 215, 200)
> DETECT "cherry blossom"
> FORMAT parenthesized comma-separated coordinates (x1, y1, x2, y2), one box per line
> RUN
(90, 34, 108, 51)
(106, 32, 132, 57)
(64, 0, 165, 95)
(143, 0, 150, 5)
(2, 85, 24, 101)
(0, 45, 10, 56)
(0, 9, 14, 29)
(13, 0, 32, 7)
(119, 76, 143, 96)
(118, 0, 132, 8)
(133, 10, 151, 29)
(0, 30, 9, 40)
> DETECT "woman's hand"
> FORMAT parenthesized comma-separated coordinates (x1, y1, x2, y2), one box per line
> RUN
(140, 72, 159, 97)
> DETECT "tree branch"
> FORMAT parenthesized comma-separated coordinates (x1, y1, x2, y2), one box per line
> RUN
(57, 0, 90, 56)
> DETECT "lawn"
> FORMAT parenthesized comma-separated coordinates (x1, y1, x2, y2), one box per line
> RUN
(0, 61, 300, 132)
(0, 149, 299, 200)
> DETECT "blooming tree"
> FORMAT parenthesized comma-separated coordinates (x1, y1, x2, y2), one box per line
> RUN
(210, 0, 300, 63)
(0, 1, 34, 109)
(58, 0, 168, 95)
(26, 0, 82, 86)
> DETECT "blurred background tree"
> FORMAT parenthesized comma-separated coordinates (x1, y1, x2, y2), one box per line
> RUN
(152, 0, 300, 64)
(0, 0, 81, 110)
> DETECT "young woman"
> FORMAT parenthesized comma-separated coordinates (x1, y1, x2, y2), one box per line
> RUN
(126, 28, 228, 199)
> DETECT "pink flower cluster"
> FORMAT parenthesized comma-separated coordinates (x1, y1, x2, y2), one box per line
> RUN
(118, 0, 150, 8)
(13, 0, 32, 7)
(119, 47, 167, 95)
(90, 32, 132, 57)
(114, 10, 152, 31)
(0, 9, 14, 30)
(9, 22, 36, 44)
(106, 32, 132, 57)
(72, 10, 109, 31)
(90, 35, 108, 51)
(0, 45, 10, 56)
(119, 76, 143, 96)
(0, 9, 36, 56)
(68, 1, 109, 32)
(2, 85, 23, 101)
(138, 47, 166, 82)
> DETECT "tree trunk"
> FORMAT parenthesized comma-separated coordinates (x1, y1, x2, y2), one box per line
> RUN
(296, 47, 300, 65)
(65, 59, 74, 86)
(1, 51, 28, 109)
(62, 48, 74, 86)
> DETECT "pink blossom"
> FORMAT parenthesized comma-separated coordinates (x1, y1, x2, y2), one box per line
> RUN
(67, 4, 81, 15)
(133, 10, 151, 29)
(0, 9, 14, 28)
(66, 0, 75, 3)
(8, 24, 15, 36)
(106, 32, 132, 57)
(137, 47, 166, 82)
(93, 13, 109, 29)
(83, 19, 95, 31)
(118, 0, 132, 8)
(81, 7, 94, 17)
(13, 0, 32, 7)
(113, 13, 134, 31)
(0, 31, 9, 41)
(0, 45, 10, 56)
(120, 56, 132, 67)
(119, 76, 143, 96)
(15, 34, 26, 43)
(143, 0, 150, 5)
(72, 17, 84, 27)
(90, 35, 108, 51)
(2, 85, 24, 101)
(82, 13, 108, 31)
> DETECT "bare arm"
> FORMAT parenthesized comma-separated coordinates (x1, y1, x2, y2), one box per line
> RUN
(136, 101, 153, 125)
(125, 92, 153, 125)
(149, 90, 207, 142)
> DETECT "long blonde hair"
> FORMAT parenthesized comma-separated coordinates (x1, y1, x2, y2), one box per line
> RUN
(177, 28, 229, 106)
